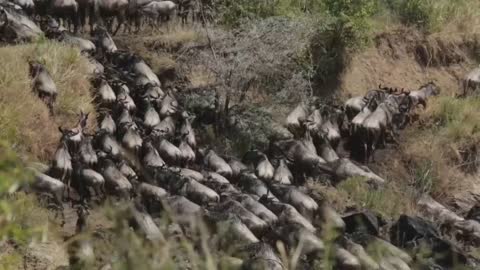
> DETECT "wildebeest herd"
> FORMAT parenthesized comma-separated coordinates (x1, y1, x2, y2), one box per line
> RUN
(4, 0, 480, 268)
(22, 26, 446, 270)
(0, 0, 203, 40)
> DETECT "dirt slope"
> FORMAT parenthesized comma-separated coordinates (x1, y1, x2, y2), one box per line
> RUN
(340, 28, 478, 98)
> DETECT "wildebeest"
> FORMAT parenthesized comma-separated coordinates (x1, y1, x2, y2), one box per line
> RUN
(35, 0, 80, 33)
(57, 30, 96, 53)
(129, 202, 165, 241)
(97, 157, 132, 198)
(94, 78, 117, 106)
(58, 111, 89, 152)
(142, 140, 166, 170)
(12, 0, 35, 15)
(285, 101, 310, 138)
(409, 82, 440, 108)
(173, 177, 219, 205)
(48, 131, 73, 197)
(124, 0, 152, 33)
(142, 102, 161, 129)
(139, 0, 176, 29)
(30, 169, 66, 208)
(0, 6, 43, 41)
(269, 183, 318, 217)
(91, 27, 117, 54)
(72, 160, 105, 201)
(240, 243, 284, 270)
(79, 134, 98, 166)
(205, 213, 259, 248)
(273, 159, 293, 185)
(202, 149, 233, 177)
(159, 91, 179, 117)
(95, 130, 123, 160)
(119, 123, 142, 153)
(29, 60, 58, 114)
(358, 93, 411, 162)
(90, 0, 128, 35)
(178, 137, 195, 166)
(212, 199, 268, 233)
(230, 193, 278, 225)
(128, 54, 161, 87)
(156, 137, 182, 165)
(98, 111, 116, 134)
(179, 111, 196, 148)
(243, 150, 274, 181)
(462, 67, 480, 97)
(271, 223, 324, 257)
(344, 86, 396, 120)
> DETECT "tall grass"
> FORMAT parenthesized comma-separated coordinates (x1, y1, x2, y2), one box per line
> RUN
(387, 0, 480, 33)
(402, 97, 480, 203)
(0, 39, 95, 161)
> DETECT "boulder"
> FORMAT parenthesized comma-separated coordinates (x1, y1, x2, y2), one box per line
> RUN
(390, 215, 467, 269)
(342, 210, 380, 236)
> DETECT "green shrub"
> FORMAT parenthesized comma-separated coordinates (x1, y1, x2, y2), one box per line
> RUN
(0, 143, 54, 270)
(393, 0, 443, 31)
(389, 0, 480, 32)
(217, 0, 277, 27)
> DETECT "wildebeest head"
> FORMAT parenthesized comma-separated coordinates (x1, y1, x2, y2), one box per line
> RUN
(28, 60, 43, 78)
(420, 81, 440, 96)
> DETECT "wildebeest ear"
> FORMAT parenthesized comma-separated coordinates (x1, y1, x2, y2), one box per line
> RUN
(58, 126, 65, 134)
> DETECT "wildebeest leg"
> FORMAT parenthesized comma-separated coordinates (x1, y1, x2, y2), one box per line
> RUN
(363, 142, 369, 164)
(113, 14, 125, 35)
(135, 15, 141, 33)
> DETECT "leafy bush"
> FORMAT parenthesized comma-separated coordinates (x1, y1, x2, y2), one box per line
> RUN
(216, 0, 277, 27)
(0, 143, 54, 270)
(391, 0, 444, 31)
(388, 0, 480, 32)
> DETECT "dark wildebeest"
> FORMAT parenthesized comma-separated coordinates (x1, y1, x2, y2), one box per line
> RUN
(29, 60, 57, 114)
(35, 0, 80, 33)
(90, 0, 128, 35)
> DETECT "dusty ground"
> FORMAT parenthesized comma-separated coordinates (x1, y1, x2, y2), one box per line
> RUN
(340, 28, 476, 98)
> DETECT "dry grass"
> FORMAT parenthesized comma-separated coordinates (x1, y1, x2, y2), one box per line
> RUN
(142, 24, 204, 52)
(187, 65, 217, 88)
(428, 0, 480, 35)
(400, 96, 480, 205)
(0, 39, 95, 161)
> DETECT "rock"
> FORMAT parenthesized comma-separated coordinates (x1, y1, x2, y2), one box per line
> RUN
(343, 210, 380, 236)
(390, 215, 468, 269)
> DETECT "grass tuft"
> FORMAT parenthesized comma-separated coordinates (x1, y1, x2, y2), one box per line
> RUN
(337, 177, 417, 219)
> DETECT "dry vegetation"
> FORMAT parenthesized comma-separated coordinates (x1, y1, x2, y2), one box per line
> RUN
(0, 39, 95, 161)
